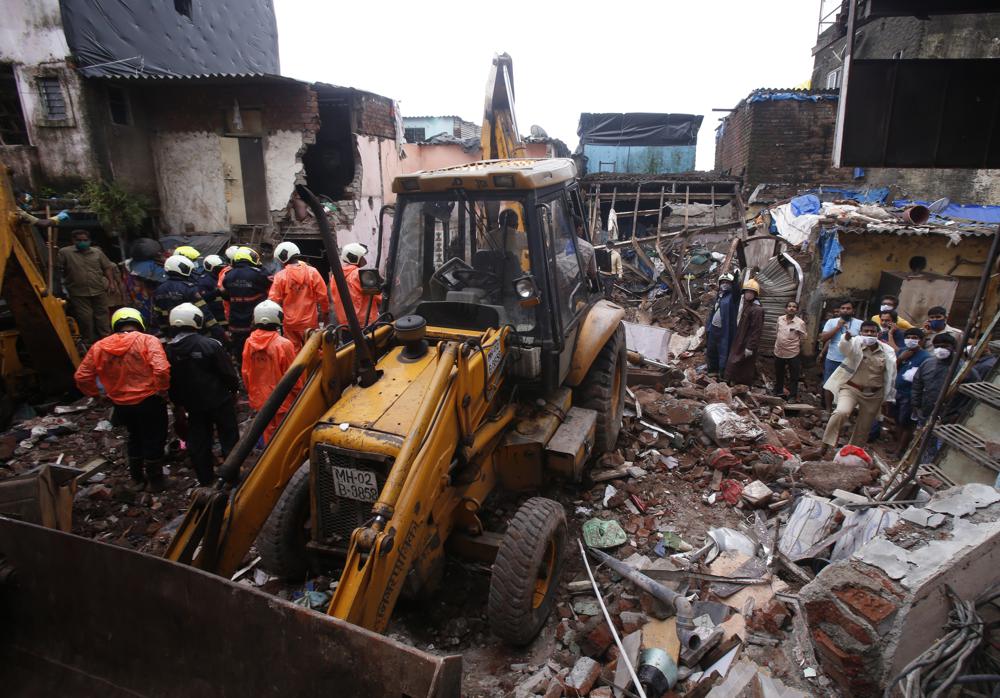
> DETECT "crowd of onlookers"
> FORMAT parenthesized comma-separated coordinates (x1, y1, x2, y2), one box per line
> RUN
(703, 275, 993, 459)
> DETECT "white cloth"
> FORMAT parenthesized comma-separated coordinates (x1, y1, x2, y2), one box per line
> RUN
(823, 335, 898, 404)
(771, 203, 820, 246)
(607, 209, 619, 239)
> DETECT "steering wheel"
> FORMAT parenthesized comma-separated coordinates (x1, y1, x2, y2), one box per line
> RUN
(431, 257, 500, 292)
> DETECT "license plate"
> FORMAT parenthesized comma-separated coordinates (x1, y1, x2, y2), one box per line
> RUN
(330, 466, 380, 503)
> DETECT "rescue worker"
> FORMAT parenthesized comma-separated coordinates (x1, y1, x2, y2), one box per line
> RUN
(74, 308, 171, 492)
(200, 254, 227, 336)
(217, 246, 238, 326)
(165, 303, 240, 485)
(821, 320, 897, 455)
(724, 278, 764, 386)
(223, 247, 271, 364)
(705, 272, 739, 378)
(268, 241, 330, 352)
(153, 254, 219, 337)
(56, 229, 119, 345)
(242, 300, 298, 444)
(174, 245, 203, 275)
(330, 242, 381, 326)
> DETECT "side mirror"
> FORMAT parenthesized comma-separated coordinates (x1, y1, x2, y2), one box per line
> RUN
(358, 268, 384, 296)
(513, 274, 541, 308)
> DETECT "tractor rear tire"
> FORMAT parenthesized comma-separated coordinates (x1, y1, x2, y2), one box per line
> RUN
(576, 325, 626, 454)
(488, 497, 567, 645)
(257, 463, 312, 581)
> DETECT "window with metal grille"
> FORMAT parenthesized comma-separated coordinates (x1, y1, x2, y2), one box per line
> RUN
(404, 127, 425, 143)
(107, 86, 130, 125)
(37, 77, 67, 121)
(0, 64, 29, 145)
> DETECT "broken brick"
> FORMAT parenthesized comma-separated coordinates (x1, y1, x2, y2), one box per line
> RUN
(564, 656, 601, 696)
(804, 599, 873, 646)
(833, 586, 898, 626)
(580, 622, 614, 658)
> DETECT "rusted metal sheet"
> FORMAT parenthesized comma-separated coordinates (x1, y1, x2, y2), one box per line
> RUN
(0, 516, 461, 697)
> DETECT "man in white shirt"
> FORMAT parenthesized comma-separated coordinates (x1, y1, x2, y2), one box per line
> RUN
(773, 300, 806, 399)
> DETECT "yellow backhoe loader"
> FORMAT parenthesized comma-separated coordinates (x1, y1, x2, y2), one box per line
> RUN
(1, 55, 625, 697)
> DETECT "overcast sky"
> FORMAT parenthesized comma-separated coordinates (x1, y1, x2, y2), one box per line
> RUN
(274, 1, 820, 171)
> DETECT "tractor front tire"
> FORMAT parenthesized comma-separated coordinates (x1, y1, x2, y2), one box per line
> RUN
(488, 497, 567, 645)
(576, 325, 626, 454)
(257, 463, 312, 581)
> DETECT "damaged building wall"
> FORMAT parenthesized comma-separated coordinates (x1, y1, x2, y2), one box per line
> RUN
(139, 79, 319, 234)
(797, 232, 992, 354)
(809, 9, 1000, 204)
(714, 91, 852, 196)
(0, 0, 101, 189)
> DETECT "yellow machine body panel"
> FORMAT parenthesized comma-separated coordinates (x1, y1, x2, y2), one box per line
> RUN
(565, 299, 626, 386)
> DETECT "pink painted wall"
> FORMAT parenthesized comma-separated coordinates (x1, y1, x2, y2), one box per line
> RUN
(400, 142, 552, 174)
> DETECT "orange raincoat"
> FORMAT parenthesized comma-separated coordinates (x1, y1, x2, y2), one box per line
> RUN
(241, 328, 298, 443)
(329, 264, 382, 327)
(75, 331, 171, 405)
(267, 261, 330, 351)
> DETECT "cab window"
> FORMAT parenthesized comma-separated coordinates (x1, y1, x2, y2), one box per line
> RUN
(539, 196, 588, 329)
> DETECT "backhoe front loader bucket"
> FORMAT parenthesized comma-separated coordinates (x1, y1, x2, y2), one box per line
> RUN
(0, 517, 462, 697)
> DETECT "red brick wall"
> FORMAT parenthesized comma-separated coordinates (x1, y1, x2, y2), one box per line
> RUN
(715, 98, 853, 191)
(353, 92, 395, 139)
(140, 81, 320, 137)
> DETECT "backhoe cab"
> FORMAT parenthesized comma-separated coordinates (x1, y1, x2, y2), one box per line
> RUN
(255, 158, 627, 644)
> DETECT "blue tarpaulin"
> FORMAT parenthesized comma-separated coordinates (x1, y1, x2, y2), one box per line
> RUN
(790, 194, 821, 216)
(892, 200, 1000, 225)
(819, 228, 843, 280)
(747, 92, 839, 104)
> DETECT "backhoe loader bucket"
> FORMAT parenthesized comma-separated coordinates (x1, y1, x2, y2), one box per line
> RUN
(0, 517, 461, 697)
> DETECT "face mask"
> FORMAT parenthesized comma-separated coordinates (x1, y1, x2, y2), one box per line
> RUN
(75, 240, 91, 251)
(880, 304, 893, 313)
(720, 283, 732, 292)
(840, 312, 853, 321)
(904, 338, 920, 349)
(933, 347, 951, 359)
(929, 319, 946, 331)
(860, 335, 878, 346)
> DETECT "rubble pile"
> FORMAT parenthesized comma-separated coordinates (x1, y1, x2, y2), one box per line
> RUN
(506, 340, 996, 698)
(0, 395, 246, 555)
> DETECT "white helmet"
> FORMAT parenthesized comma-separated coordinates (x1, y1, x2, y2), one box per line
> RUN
(341, 242, 368, 265)
(253, 299, 284, 327)
(164, 254, 195, 277)
(275, 241, 301, 264)
(203, 254, 224, 273)
(224, 245, 239, 262)
(169, 302, 204, 330)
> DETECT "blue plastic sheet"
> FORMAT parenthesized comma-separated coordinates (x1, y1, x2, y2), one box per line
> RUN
(747, 92, 838, 104)
(790, 194, 821, 216)
(819, 228, 843, 280)
(892, 200, 1000, 224)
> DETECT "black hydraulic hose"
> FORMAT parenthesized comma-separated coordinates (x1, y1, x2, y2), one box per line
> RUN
(295, 184, 378, 388)
(885, 223, 1000, 500)
(216, 362, 306, 483)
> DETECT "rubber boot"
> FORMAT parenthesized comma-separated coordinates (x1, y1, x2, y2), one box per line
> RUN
(127, 458, 147, 491)
(144, 457, 168, 494)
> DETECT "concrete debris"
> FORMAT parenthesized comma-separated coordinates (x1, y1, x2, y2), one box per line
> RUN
(702, 403, 764, 445)
(565, 656, 602, 696)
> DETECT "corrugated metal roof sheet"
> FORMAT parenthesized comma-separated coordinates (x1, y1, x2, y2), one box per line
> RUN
(97, 72, 307, 85)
